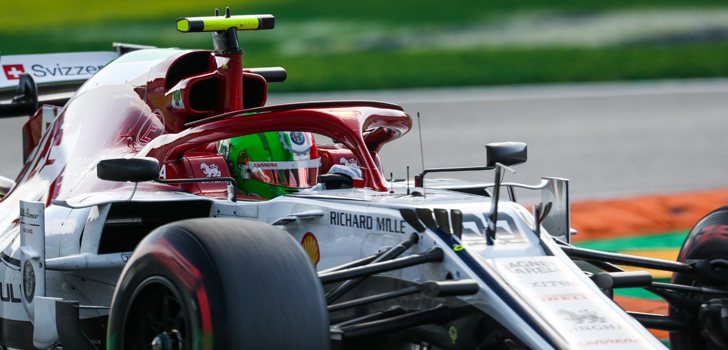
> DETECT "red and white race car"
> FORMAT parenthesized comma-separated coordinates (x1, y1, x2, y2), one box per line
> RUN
(0, 11, 725, 350)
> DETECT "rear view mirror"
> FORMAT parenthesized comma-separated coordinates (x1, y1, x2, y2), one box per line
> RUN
(485, 142, 527, 167)
(0, 73, 39, 118)
(97, 158, 160, 182)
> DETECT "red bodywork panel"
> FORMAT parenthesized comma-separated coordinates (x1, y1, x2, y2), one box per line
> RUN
(143, 102, 410, 191)
(318, 145, 358, 174)
(2, 49, 411, 208)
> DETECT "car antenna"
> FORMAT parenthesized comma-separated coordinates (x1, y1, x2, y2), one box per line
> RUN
(406, 166, 410, 195)
(417, 112, 426, 197)
(389, 172, 395, 194)
(417, 112, 425, 174)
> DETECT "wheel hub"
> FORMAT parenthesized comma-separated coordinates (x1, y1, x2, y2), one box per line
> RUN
(151, 330, 182, 350)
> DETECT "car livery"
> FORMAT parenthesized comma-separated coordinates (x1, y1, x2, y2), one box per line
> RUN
(0, 10, 725, 350)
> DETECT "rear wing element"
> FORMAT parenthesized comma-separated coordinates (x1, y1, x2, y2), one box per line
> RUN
(0, 51, 118, 91)
(0, 51, 120, 117)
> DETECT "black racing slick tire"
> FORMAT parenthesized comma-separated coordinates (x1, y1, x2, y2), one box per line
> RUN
(106, 218, 330, 350)
(670, 206, 728, 350)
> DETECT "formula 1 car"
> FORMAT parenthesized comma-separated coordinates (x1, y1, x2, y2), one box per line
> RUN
(0, 10, 726, 350)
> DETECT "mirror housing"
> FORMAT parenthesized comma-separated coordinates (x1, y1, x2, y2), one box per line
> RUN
(97, 158, 160, 182)
(486, 142, 527, 167)
(0, 73, 39, 118)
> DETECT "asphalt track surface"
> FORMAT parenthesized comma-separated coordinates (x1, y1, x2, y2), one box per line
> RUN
(2, 79, 728, 201)
(270, 79, 728, 201)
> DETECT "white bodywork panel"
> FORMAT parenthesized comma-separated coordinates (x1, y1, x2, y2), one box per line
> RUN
(209, 186, 665, 349)
(0, 182, 667, 349)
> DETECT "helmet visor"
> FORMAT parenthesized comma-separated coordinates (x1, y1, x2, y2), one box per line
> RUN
(242, 158, 320, 188)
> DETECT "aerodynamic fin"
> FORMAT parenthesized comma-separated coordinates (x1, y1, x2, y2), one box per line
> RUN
(19, 200, 46, 320)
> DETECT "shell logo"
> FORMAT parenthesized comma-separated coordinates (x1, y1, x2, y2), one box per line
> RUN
(300, 232, 320, 267)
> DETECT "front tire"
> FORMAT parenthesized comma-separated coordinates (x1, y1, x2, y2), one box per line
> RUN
(107, 218, 330, 350)
(671, 207, 728, 350)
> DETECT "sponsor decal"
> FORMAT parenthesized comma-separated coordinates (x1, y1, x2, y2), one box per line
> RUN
(280, 131, 311, 156)
(375, 216, 406, 233)
(171, 89, 184, 109)
(558, 309, 606, 324)
(330, 211, 371, 229)
(300, 232, 320, 267)
(200, 163, 222, 178)
(503, 259, 560, 274)
(571, 323, 622, 332)
(0, 52, 117, 89)
(578, 338, 641, 346)
(541, 293, 589, 302)
(22, 261, 34, 303)
(492, 256, 652, 346)
(2, 64, 24, 80)
(253, 162, 279, 169)
(246, 159, 320, 171)
(135, 115, 163, 145)
(19, 208, 39, 220)
(290, 131, 306, 145)
(329, 211, 406, 234)
(529, 280, 574, 288)
(137, 123, 160, 144)
(0, 283, 22, 304)
(29, 63, 102, 79)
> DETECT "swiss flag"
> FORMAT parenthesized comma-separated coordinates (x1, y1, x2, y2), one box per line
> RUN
(3, 64, 25, 80)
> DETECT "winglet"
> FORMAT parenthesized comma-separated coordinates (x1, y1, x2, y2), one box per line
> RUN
(19, 200, 46, 321)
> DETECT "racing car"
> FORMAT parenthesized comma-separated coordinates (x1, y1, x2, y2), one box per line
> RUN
(0, 9, 726, 350)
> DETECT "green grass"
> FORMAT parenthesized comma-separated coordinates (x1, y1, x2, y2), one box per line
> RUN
(4, 0, 728, 32)
(3, 1, 728, 91)
(256, 44, 728, 92)
(575, 231, 688, 252)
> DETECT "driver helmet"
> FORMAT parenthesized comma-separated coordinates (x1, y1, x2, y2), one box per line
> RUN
(218, 131, 320, 199)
